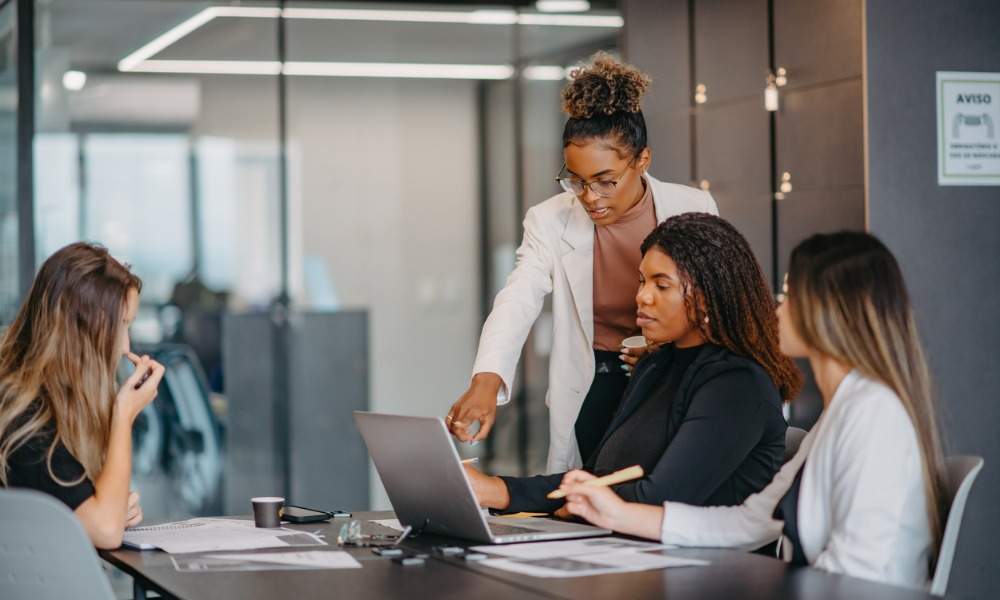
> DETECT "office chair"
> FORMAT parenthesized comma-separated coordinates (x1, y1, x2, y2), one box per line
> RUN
(783, 427, 808, 463)
(930, 455, 984, 596)
(0, 487, 116, 600)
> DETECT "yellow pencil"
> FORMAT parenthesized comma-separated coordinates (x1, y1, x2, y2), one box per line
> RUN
(460, 457, 480, 464)
(546, 465, 644, 499)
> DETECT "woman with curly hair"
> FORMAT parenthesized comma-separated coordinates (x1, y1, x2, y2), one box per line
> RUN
(448, 52, 718, 472)
(0, 242, 165, 548)
(464, 213, 801, 516)
(558, 231, 946, 589)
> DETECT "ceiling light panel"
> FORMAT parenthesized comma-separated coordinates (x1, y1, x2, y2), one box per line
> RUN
(117, 4, 622, 80)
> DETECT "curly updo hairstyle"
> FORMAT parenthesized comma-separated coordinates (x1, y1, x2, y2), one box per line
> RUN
(641, 213, 803, 402)
(561, 51, 651, 160)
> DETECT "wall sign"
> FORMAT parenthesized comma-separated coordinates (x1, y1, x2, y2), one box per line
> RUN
(937, 71, 1000, 186)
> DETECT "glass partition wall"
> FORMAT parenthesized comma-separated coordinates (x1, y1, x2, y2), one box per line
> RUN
(24, 0, 620, 514)
(0, 0, 18, 324)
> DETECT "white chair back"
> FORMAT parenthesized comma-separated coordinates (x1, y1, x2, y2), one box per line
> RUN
(0, 487, 115, 600)
(930, 455, 984, 596)
(783, 426, 808, 463)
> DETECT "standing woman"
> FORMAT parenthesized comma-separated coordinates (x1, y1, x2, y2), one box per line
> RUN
(559, 231, 948, 589)
(0, 242, 165, 549)
(448, 52, 717, 472)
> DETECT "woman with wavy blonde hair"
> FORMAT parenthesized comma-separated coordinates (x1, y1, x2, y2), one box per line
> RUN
(448, 52, 717, 472)
(0, 242, 164, 548)
(558, 231, 948, 590)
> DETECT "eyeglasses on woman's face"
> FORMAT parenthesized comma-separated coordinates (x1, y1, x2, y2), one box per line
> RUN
(556, 156, 638, 198)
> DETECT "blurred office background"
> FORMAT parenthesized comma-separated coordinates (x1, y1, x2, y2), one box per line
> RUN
(1, 2, 997, 598)
(2, 0, 625, 516)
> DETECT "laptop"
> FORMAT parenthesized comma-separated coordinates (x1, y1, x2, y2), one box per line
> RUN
(354, 411, 611, 544)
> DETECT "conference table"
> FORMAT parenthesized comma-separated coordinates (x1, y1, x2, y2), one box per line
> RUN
(101, 511, 944, 600)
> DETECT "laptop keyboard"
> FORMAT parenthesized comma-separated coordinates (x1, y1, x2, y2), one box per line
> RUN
(488, 522, 544, 536)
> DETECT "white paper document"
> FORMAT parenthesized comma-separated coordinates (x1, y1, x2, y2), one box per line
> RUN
(123, 518, 326, 554)
(170, 551, 360, 572)
(469, 537, 673, 559)
(368, 518, 404, 531)
(481, 551, 708, 578)
(467, 538, 703, 578)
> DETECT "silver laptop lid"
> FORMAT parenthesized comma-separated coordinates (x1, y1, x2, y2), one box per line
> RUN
(354, 411, 495, 542)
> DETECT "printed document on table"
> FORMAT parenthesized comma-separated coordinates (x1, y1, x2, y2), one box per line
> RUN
(368, 518, 404, 531)
(469, 537, 673, 559)
(171, 551, 360, 573)
(481, 551, 709, 578)
(123, 518, 326, 554)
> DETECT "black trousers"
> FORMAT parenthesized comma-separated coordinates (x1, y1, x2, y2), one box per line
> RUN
(574, 350, 629, 465)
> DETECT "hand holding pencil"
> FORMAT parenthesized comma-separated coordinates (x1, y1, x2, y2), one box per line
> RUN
(556, 467, 664, 540)
(547, 465, 643, 499)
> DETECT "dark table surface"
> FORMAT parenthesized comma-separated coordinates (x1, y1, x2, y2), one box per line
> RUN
(101, 511, 943, 600)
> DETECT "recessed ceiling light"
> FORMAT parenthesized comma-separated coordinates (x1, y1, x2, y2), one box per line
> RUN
(535, 1, 592, 13)
(522, 66, 568, 81)
(62, 70, 88, 91)
(127, 60, 515, 80)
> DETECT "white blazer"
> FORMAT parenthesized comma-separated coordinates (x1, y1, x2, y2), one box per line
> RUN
(471, 175, 717, 473)
(660, 371, 932, 590)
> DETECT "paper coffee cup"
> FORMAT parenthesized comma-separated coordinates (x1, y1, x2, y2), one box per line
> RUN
(621, 335, 648, 351)
(251, 496, 285, 528)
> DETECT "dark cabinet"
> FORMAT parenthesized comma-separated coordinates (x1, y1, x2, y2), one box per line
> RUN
(647, 115, 693, 187)
(623, 0, 691, 113)
(690, 0, 772, 280)
(694, 0, 769, 104)
(695, 102, 773, 284)
(773, 0, 863, 88)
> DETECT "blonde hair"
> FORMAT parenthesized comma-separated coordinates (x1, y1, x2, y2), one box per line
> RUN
(786, 231, 947, 567)
(0, 242, 141, 487)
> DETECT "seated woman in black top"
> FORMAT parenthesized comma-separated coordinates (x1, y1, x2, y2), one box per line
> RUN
(0, 242, 165, 549)
(467, 213, 802, 514)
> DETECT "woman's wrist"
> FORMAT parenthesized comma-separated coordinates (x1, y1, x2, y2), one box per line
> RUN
(471, 372, 502, 395)
(110, 403, 135, 431)
(616, 504, 665, 541)
(484, 476, 511, 510)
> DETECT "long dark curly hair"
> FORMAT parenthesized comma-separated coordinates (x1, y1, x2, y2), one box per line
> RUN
(641, 213, 802, 401)
(561, 51, 651, 160)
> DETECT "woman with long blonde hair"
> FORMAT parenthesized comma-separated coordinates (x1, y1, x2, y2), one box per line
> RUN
(0, 242, 164, 548)
(557, 231, 948, 590)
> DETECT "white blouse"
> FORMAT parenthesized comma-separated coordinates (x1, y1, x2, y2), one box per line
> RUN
(660, 370, 932, 589)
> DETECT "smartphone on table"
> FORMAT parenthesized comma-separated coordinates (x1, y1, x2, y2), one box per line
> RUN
(281, 505, 351, 523)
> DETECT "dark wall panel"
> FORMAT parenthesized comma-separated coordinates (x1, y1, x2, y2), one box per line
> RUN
(694, 0, 769, 104)
(622, 0, 692, 185)
(713, 192, 774, 287)
(646, 115, 692, 186)
(773, 0, 862, 88)
(696, 102, 770, 196)
(776, 188, 865, 279)
(775, 80, 865, 192)
(622, 0, 690, 112)
(867, 2, 1000, 598)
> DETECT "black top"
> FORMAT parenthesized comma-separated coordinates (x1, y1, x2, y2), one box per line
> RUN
(592, 344, 702, 474)
(500, 344, 787, 514)
(2, 408, 95, 510)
